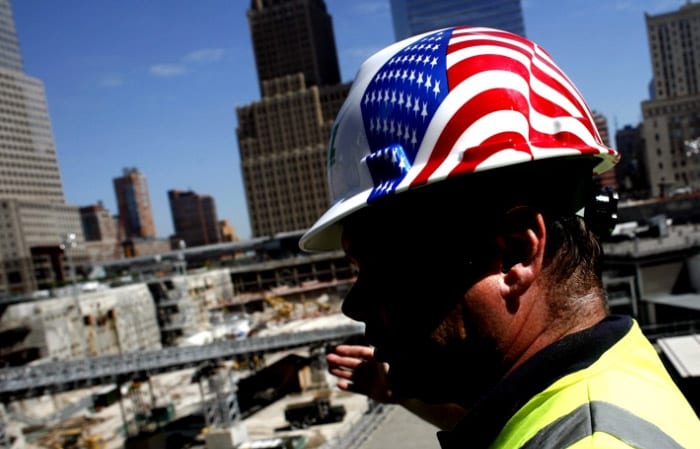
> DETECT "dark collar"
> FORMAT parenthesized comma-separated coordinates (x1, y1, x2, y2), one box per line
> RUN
(438, 315, 633, 449)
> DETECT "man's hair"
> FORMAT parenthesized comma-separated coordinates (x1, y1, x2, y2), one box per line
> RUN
(543, 214, 606, 304)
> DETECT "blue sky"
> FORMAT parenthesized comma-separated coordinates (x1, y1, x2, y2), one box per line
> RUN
(11, 0, 689, 240)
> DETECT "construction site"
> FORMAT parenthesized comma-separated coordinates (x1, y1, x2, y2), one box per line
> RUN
(0, 237, 368, 449)
(2, 218, 700, 449)
(0, 295, 369, 449)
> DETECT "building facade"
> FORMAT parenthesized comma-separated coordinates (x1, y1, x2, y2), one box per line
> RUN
(642, 3, 700, 197)
(237, 76, 349, 237)
(0, 198, 85, 293)
(615, 124, 650, 199)
(79, 202, 122, 263)
(238, 1, 351, 238)
(0, 0, 84, 295)
(80, 201, 117, 242)
(168, 189, 221, 248)
(0, 0, 22, 73)
(247, 0, 341, 94)
(390, 0, 526, 40)
(113, 167, 156, 239)
(219, 219, 238, 242)
(147, 268, 234, 346)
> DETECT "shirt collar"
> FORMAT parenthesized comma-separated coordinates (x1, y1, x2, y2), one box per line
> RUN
(437, 315, 633, 449)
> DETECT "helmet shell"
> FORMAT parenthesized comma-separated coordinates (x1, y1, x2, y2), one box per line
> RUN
(300, 26, 619, 251)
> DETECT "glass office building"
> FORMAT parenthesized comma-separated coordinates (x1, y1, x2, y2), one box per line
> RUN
(390, 0, 526, 40)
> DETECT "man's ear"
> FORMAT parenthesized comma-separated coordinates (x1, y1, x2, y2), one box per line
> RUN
(496, 206, 546, 298)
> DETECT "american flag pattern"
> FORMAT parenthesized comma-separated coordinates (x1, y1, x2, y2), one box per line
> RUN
(300, 26, 620, 251)
(358, 26, 617, 202)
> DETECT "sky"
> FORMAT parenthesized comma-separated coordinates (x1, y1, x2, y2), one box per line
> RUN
(10, 0, 692, 241)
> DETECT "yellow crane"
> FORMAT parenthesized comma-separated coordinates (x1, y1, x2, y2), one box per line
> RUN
(48, 425, 105, 449)
(264, 296, 294, 321)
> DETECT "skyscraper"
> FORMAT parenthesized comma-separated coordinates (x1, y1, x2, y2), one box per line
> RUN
(390, 0, 526, 41)
(0, 3, 65, 205)
(237, 0, 350, 237)
(641, 2, 700, 197)
(168, 189, 221, 247)
(113, 168, 156, 239)
(0, 0, 83, 294)
(247, 0, 341, 94)
(0, 0, 23, 72)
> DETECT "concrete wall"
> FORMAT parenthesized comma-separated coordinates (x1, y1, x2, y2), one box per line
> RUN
(0, 283, 161, 364)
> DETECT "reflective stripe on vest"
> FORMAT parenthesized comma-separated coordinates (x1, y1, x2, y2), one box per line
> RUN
(520, 401, 685, 449)
(489, 322, 698, 449)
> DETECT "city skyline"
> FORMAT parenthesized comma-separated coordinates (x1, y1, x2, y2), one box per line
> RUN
(11, 0, 691, 240)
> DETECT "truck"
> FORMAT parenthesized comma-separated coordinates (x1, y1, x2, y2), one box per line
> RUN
(284, 390, 346, 429)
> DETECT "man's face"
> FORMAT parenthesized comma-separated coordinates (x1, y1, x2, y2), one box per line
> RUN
(341, 214, 504, 404)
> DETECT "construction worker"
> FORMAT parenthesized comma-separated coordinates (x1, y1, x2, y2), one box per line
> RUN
(300, 26, 699, 449)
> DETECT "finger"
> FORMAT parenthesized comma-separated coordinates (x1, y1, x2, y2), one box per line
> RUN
(328, 367, 354, 380)
(326, 353, 365, 369)
(335, 380, 352, 391)
(335, 379, 368, 396)
(333, 345, 375, 359)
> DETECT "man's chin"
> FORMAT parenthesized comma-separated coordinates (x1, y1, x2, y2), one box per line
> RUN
(387, 357, 463, 403)
(391, 373, 461, 403)
(386, 344, 502, 406)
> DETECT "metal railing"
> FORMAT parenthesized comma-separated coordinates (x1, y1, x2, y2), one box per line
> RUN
(642, 320, 700, 341)
(0, 323, 364, 401)
(320, 402, 393, 449)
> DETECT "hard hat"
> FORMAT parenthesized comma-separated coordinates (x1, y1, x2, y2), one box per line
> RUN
(300, 26, 619, 251)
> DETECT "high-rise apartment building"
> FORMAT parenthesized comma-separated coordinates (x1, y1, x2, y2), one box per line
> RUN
(390, 0, 526, 40)
(641, 2, 700, 197)
(247, 0, 341, 95)
(0, 0, 84, 295)
(113, 168, 156, 239)
(237, 0, 351, 237)
(168, 189, 221, 247)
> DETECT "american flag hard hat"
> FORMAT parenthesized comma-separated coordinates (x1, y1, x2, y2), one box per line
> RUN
(300, 26, 619, 251)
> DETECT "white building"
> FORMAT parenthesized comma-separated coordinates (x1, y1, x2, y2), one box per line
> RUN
(0, 283, 161, 364)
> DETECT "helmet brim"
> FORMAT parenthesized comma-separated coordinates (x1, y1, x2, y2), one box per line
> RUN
(300, 150, 617, 252)
(299, 188, 372, 252)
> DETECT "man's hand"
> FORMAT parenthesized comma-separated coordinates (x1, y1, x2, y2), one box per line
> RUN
(326, 344, 395, 403)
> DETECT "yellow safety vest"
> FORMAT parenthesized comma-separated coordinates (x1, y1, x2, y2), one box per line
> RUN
(490, 321, 699, 449)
